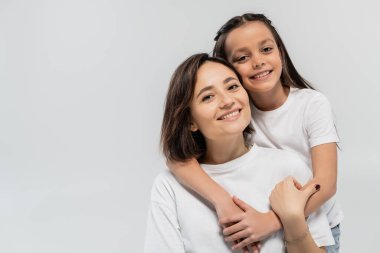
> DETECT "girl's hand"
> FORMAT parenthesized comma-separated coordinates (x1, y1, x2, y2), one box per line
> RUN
(269, 176, 320, 222)
(219, 196, 279, 250)
(215, 196, 244, 222)
(216, 198, 262, 253)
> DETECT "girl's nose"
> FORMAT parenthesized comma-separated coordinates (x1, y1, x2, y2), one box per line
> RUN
(251, 55, 265, 68)
(254, 61, 265, 68)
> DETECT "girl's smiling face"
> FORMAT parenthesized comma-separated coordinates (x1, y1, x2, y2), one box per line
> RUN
(190, 61, 251, 141)
(224, 21, 283, 94)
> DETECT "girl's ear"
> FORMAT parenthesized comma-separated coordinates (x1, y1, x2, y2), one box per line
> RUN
(190, 122, 199, 132)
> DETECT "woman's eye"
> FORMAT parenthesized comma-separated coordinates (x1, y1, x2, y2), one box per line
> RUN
(228, 84, 239, 90)
(201, 95, 213, 102)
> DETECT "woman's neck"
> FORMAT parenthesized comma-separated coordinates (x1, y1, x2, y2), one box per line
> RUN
(202, 134, 249, 165)
(249, 84, 290, 111)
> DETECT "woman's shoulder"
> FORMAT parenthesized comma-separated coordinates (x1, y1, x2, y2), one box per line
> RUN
(150, 170, 180, 200)
(153, 170, 178, 188)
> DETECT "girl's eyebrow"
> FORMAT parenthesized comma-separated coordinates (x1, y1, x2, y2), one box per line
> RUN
(231, 39, 275, 56)
(232, 47, 249, 54)
(260, 38, 275, 45)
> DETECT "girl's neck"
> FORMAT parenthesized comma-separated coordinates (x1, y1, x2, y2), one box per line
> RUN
(202, 135, 249, 165)
(249, 84, 290, 111)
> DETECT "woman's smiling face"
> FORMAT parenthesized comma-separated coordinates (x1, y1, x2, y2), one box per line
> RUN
(225, 21, 283, 94)
(190, 61, 251, 141)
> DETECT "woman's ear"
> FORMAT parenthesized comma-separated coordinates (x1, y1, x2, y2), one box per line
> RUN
(190, 122, 198, 132)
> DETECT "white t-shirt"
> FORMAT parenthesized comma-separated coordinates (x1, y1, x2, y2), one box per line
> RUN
(251, 87, 343, 227)
(144, 146, 334, 253)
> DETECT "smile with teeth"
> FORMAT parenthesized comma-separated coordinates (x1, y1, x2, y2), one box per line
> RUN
(218, 110, 240, 120)
(252, 70, 271, 79)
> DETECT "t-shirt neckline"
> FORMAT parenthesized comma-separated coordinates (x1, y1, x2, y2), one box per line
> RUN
(251, 87, 298, 116)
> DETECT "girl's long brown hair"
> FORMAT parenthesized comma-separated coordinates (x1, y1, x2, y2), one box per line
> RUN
(213, 13, 314, 90)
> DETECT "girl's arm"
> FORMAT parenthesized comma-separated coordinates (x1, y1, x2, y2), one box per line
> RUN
(302, 92, 339, 216)
(301, 142, 337, 216)
(167, 158, 240, 216)
(270, 177, 326, 253)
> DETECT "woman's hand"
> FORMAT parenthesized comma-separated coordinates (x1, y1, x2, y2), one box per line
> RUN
(269, 176, 320, 222)
(219, 196, 279, 251)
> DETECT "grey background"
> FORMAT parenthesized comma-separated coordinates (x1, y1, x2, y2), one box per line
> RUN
(0, 0, 379, 252)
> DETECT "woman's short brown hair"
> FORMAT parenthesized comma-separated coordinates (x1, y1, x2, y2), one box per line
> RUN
(161, 53, 253, 162)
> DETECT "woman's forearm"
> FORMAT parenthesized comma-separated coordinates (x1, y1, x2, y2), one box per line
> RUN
(270, 177, 326, 253)
(282, 215, 326, 253)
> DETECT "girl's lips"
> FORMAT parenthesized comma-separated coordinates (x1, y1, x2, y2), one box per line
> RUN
(251, 70, 272, 81)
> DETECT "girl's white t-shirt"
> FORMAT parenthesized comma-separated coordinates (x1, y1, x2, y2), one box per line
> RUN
(251, 87, 343, 227)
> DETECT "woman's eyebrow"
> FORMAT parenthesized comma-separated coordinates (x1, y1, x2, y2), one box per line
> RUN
(223, 77, 238, 84)
(196, 85, 214, 98)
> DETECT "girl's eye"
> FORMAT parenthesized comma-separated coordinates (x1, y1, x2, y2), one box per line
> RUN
(234, 55, 248, 63)
(262, 47, 273, 53)
(201, 95, 213, 102)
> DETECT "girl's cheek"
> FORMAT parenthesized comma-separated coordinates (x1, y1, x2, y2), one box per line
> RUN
(234, 67, 245, 78)
(239, 65, 251, 76)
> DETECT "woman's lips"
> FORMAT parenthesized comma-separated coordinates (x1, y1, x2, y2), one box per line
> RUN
(217, 109, 241, 121)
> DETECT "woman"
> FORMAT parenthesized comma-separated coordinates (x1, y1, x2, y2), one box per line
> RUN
(144, 54, 334, 252)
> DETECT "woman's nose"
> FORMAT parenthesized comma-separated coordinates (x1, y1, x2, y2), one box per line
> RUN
(219, 94, 234, 109)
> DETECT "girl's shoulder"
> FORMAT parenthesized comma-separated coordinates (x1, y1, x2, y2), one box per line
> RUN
(292, 87, 325, 99)
(291, 87, 331, 107)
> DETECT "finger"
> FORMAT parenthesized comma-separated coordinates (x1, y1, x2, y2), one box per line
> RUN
(285, 176, 296, 185)
(232, 196, 251, 212)
(231, 236, 256, 251)
(303, 183, 321, 199)
(225, 229, 251, 242)
(223, 222, 246, 236)
(292, 178, 303, 190)
(251, 242, 260, 253)
(232, 239, 242, 251)
(219, 213, 245, 226)
(285, 176, 294, 182)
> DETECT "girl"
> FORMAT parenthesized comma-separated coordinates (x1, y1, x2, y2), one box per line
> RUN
(145, 53, 334, 253)
(168, 13, 342, 252)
